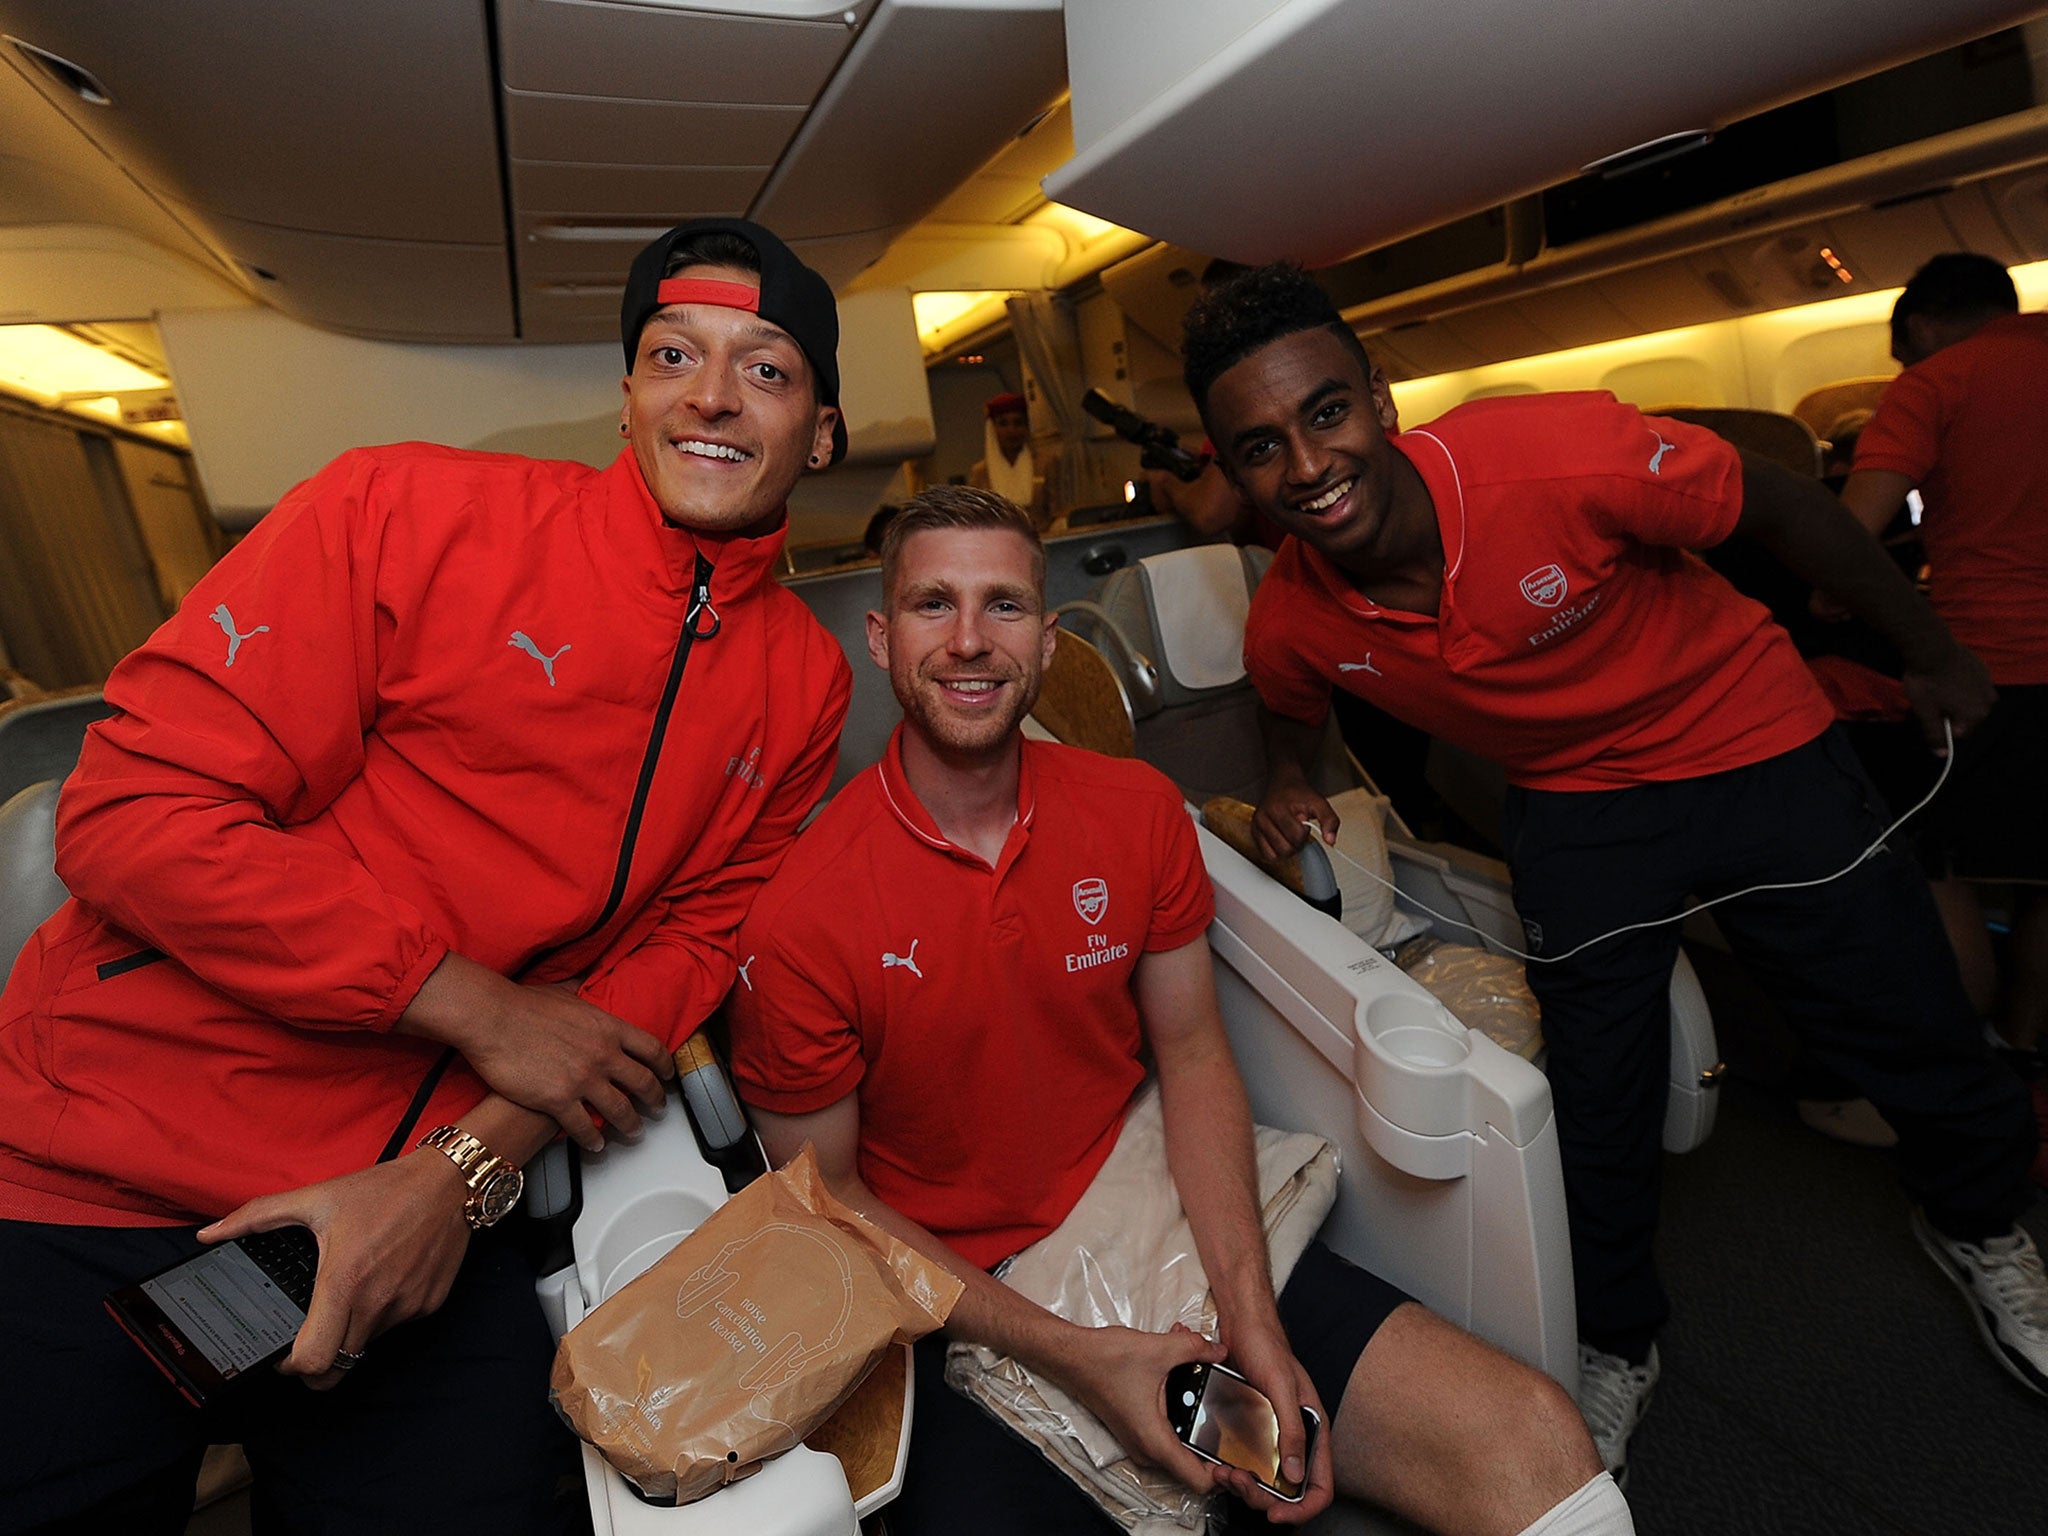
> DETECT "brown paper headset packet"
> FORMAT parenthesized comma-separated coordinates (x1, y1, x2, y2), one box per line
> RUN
(550, 1143, 964, 1504)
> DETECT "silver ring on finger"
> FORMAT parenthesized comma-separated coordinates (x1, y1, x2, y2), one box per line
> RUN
(333, 1347, 366, 1371)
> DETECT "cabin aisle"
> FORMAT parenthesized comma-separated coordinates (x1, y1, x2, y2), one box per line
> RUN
(1631, 951, 2048, 1535)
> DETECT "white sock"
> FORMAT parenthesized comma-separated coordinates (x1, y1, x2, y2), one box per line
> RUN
(1514, 1471, 1635, 1536)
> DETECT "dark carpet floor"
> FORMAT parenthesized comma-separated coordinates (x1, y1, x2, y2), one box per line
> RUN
(1623, 948, 2048, 1536)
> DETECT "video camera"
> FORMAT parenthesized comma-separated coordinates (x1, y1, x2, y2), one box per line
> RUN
(1081, 389, 1208, 483)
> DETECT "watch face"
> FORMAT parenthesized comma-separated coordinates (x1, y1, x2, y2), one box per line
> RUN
(474, 1167, 524, 1227)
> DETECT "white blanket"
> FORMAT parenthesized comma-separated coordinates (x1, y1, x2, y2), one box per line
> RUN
(945, 1083, 1338, 1532)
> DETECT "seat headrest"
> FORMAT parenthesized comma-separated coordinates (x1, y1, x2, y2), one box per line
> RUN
(1136, 545, 1258, 693)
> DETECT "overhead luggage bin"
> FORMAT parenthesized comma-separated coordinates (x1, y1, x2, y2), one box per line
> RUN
(1045, 0, 2045, 264)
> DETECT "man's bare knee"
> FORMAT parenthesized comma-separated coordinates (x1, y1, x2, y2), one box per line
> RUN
(1334, 1307, 1602, 1535)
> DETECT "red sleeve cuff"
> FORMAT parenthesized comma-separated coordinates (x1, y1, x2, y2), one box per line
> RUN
(733, 1056, 865, 1117)
(1145, 898, 1217, 954)
(1847, 447, 1928, 479)
(369, 937, 452, 1033)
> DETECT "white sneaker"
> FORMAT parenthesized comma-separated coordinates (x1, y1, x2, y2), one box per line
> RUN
(1575, 1341, 1659, 1482)
(1913, 1210, 2048, 1397)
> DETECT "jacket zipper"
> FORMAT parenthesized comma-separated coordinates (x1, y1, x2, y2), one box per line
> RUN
(570, 553, 721, 949)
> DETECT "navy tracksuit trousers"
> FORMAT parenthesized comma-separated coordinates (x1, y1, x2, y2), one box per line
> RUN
(1503, 728, 2036, 1358)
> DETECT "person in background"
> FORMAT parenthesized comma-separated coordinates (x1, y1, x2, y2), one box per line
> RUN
(0, 217, 853, 1534)
(1838, 253, 2048, 1068)
(968, 390, 1050, 528)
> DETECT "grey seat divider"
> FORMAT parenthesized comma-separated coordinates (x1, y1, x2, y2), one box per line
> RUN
(0, 780, 68, 985)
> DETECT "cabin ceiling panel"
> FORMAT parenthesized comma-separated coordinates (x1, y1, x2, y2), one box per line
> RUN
(1991, 167, 2048, 253)
(0, 1, 502, 244)
(521, 222, 682, 286)
(1938, 183, 2031, 263)
(1817, 201, 1968, 291)
(1429, 306, 1566, 370)
(1047, 0, 2047, 266)
(1369, 325, 1489, 380)
(1096, 242, 1210, 352)
(783, 229, 901, 290)
(494, 0, 864, 103)
(181, 209, 515, 342)
(924, 99, 1075, 224)
(510, 162, 768, 219)
(1593, 262, 1737, 334)
(503, 92, 807, 167)
(750, 0, 1068, 244)
(1467, 288, 1637, 357)
(852, 223, 1066, 292)
(0, 54, 245, 291)
(0, 224, 244, 325)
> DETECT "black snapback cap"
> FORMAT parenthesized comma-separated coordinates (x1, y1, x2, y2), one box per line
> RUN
(620, 217, 846, 465)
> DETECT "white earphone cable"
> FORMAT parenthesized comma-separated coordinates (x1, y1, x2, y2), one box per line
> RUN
(1313, 721, 1956, 966)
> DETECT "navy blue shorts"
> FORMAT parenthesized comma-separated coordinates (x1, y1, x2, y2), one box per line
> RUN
(889, 1239, 1412, 1535)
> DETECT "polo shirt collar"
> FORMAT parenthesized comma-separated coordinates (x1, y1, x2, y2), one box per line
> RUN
(1298, 430, 1464, 626)
(876, 723, 1038, 873)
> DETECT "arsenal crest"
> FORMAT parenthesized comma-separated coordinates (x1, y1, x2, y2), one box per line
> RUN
(1072, 877, 1109, 925)
(1519, 564, 1568, 609)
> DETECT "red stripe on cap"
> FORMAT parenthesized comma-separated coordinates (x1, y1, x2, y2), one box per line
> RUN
(655, 277, 761, 312)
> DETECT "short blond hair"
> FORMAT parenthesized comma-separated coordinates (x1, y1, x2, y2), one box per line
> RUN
(878, 485, 1046, 606)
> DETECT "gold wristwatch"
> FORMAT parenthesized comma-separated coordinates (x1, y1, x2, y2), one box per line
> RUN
(416, 1125, 525, 1230)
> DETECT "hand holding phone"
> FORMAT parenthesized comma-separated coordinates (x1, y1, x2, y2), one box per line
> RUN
(106, 1225, 321, 1407)
(1164, 1359, 1321, 1503)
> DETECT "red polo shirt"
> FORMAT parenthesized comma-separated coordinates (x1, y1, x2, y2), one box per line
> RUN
(728, 729, 1214, 1268)
(1854, 312, 2048, 686)
(1244, 393, 1834, 791)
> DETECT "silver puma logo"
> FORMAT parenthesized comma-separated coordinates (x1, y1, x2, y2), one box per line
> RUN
(882, 939, 923, 979)
(737, 955, 755, 992)
(1337, 656, 1382, 676)
(1648, 435, 1677, 475)
(211, 604, 269, 667)
(508, 631, 570, 687)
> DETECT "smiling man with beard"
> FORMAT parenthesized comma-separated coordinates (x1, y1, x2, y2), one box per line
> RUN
(728, 486, 1629, 1536)
(1186, 262, 2048, 1483)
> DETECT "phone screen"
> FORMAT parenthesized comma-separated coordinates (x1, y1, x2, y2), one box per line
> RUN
(1180, 1365, 1307, 1501)
(137, 1242, 308, 1380)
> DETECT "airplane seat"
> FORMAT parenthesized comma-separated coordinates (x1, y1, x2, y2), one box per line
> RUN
(1052, 545, 1720, 1154)
(0, 691, 115, 806)
(0, 781, 67, 984)
(530, 1037, 910, 1536)
(1790, 377, 1893, 449)
(1195, 819, 1579, 1400)
(0, 779, 263, 1525)
(1031, 628, 1137, 760)
(1054, 543, 1349, 805)
(1655, 406, 1823, 478)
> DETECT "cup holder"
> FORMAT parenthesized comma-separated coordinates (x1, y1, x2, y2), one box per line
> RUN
(592, 1190, 717, 1300)
(1363, 992, 1470, 1069)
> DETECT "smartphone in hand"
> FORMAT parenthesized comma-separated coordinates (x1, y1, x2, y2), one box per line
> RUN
(105, 1225, 320, 1407)
(1165, 1358, 1320, 1503)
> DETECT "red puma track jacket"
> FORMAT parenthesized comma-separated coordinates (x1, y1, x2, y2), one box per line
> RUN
(0, 444, 850, 1224)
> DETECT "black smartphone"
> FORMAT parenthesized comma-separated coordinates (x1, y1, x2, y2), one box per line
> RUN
(105, 1226, 320, 1407)
(1164, 1359, 1320, 1503)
